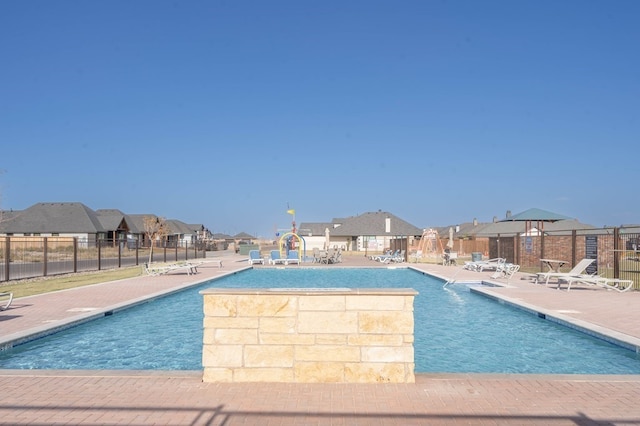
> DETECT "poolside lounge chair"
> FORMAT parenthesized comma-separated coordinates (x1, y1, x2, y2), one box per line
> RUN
(248, 250, 264, 265)
(534, 258, 596, 286)
(463, 258, 505, 272)
(269, 250, 287, 265)
(373, 250, 398, 263)
(0, 292, 13, 311)
(144, 261, 201, 276)
(490, 262, 520, 279)
(285, 250, 300, 265)
(562, 275, 634, 292)
(390, 250, 405, 263)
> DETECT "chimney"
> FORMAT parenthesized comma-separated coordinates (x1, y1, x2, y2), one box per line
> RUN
(473, 218, 478, 226)
(506, 210, 512, 219)
(493, 216, 498, 223)
(455, 224, 460, 232)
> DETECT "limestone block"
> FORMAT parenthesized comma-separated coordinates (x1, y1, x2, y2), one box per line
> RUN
(203, 295, 237, 317)
(347, 334, 404, 346)
(214, 328, 258, 344)
(294, 362, 345, 383)
(233, 368, 294, 382)
(297, 311, 358, 334)
(259, 317, 297, 333)
(298, 295, 346, 311)
(202, 344, 243, 367)
(315, 334, 347, 345)
(360, 346, 414, 363)
(296, 345, 360, 362)
(244, 345, 294, 367)
(203, 316, 259, 329)
(202, 368, 233, 382)
(237, 295, 297, 317)
(345, 295, 406, 311)
(260, 333, 315, 345)
(358, 311, 414, 334)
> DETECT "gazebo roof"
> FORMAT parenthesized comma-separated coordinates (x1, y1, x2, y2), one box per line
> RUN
(502, 208, 572, 223)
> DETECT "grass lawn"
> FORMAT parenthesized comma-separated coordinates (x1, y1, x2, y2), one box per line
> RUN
(0, 267, 144, 298)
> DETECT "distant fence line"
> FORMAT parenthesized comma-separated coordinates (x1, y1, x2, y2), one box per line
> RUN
(0, 237, 206, 282)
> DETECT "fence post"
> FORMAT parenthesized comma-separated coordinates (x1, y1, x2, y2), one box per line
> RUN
(73, 237, 78, 273)
(98, 240, 102, 271)
(571, 230, 577, 266)
(43, 237, 48, 277)
(118, 239, 122, 268)
(614, 227, 620, 278)
(135, 240, 139, 266)
(4, 237, 10, 281)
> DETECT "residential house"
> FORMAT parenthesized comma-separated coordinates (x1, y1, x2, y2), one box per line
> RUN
(300, 211, 423, 252)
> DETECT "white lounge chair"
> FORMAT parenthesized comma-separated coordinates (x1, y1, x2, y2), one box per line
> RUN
(248, 250, 264, 265)
(144, 261, 200, 276)
(535, 258, 596, 286)
(562, 275, 634, 292)
(373, 250, 398, 263)
(1, 292, 13, 311)
(490, 262, 520, 279)
(463, 258, 505, 272)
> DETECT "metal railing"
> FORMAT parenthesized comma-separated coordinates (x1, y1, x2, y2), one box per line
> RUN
(0, 237, 205, 282)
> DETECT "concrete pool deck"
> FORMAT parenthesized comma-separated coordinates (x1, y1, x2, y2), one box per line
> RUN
(1, 252, 640, 425)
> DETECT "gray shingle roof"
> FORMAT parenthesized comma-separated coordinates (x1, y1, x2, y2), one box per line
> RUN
(330, 211, 423, 237)
(0, 202, 106, 233)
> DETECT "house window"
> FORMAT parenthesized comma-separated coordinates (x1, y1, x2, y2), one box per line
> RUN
(52, 233, 59, 236)
(23, 233, 31, 236)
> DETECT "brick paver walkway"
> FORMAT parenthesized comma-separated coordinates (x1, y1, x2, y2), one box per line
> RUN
(1, 252, 639, 425)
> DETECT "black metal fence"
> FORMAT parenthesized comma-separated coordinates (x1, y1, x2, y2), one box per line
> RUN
(0, 237, 205, 282)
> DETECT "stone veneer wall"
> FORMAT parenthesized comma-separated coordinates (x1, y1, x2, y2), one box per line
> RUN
(200, 288, 417, 383)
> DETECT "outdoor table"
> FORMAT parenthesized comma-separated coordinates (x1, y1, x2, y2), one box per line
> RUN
(540, 258, 569, 273)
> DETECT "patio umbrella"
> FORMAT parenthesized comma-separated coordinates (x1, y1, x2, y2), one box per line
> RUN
(325, 227, 331, 249)
(447, 227, 454, 249)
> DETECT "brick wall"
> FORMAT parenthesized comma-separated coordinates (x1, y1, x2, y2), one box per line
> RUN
(200, 288, 417, 383)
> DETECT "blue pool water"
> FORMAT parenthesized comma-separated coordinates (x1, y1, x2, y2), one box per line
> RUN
(1, 268, 639, 373)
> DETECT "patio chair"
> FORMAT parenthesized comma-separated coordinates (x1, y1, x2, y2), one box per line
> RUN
(248, 250, 264, 265)
(534, 258, 596, 286)
(312, 248, 322, 263)
(443, 251, 457, 266)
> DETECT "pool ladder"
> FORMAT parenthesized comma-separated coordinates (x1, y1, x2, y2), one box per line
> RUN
(443, 266, 466, 288)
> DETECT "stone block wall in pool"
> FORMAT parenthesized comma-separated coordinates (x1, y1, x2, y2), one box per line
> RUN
(200, 287, 418, 383)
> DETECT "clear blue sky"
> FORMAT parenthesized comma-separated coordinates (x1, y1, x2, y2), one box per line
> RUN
(1, 0, 638, 237)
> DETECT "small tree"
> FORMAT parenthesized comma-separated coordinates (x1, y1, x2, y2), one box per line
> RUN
(143, 216, 170, 263)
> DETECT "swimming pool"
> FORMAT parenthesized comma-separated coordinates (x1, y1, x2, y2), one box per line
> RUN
(1, 268, 639, 373)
